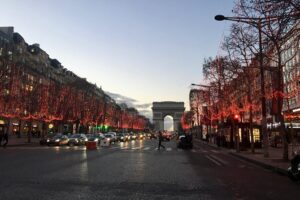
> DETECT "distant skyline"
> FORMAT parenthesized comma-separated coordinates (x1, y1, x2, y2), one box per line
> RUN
(0, 0, 235, 119)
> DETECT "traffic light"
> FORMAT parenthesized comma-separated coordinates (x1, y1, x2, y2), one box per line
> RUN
(233, 114, 239, 123)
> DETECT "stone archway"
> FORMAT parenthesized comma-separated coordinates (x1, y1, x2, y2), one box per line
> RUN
(152, 101, 185, 131)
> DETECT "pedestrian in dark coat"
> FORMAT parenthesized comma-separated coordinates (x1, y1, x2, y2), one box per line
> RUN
(2, 127, 8, 148)
(0, 127, 3, 146)
(158, 131, 165, 150)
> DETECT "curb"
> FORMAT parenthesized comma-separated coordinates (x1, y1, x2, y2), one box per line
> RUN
(3, 143, 40, 148)
(228, 152, 288, 176)
(8, 144, 40, 147)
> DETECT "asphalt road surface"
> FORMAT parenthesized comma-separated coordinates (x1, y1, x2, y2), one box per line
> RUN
(0, 139, 299, 200)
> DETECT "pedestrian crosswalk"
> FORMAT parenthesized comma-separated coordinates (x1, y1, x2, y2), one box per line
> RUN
(3, 145, 223, 154)
(3, 145, 260, 170)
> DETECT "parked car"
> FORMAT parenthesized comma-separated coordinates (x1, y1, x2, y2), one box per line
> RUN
(149, 133, 157, 139)
(68, 134, 88, 146)
(137, 133, 145, 140)
(40, 133, 55, 145)
(116, 133, 127, 142)
(125, 133, 131, 141)
(103, 134, 114, 144)
(129, 132, 136, 140)
(48, 134, 69, 146)
(107, 132, 117, 141)
(86, 134, 101, 144)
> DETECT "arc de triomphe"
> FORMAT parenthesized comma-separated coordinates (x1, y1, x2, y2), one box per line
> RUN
(152, 101, 185, 131)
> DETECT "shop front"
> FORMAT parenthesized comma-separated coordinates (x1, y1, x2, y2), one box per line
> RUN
(221, 122, 262, 149)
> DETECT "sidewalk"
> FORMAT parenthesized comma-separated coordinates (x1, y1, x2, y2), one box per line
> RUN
(194, 139, 290, 176)
(1, 136, 40, 147)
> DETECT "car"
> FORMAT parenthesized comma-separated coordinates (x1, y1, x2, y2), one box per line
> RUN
(163, 132, 172, 141)
(177, 135, 193, 149)
(107, 132, 117, 141)
(116, 133, 127, 142)
(86, 133, 102, 144)
(96, 133, 105, 140)
(124, 133, 131, 140)
(149, 133, 157, 139)
(129, 132, 137, 140)
(40, 133, 55, 145)
(48, 134, 69, 146)
(137, 133, 145, 140)
(103, 134, 114, 144)
(68, 134, 88, 146)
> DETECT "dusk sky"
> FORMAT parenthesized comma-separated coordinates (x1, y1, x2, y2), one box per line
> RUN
(0, 0, 235, 119)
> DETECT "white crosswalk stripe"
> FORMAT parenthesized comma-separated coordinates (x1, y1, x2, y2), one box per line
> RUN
(205, 154, 229, 166)
(211, 150, 220, 154)
(5, 146, 190, 152)
(206, 155, 222, 166)
(209, 155, 228, 165)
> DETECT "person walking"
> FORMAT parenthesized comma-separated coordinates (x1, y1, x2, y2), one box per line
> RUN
(158, 131, 165, 150)
(2, 126, 8, 148)
(0, 126, 4, 147)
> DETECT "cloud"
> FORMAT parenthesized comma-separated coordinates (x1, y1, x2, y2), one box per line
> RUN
(105, 91, 137, 106)
(134, 103, 152, 109)
(105, 91, 152, 119)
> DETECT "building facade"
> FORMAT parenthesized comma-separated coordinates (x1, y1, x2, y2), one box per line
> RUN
(0, 27, 148, 138)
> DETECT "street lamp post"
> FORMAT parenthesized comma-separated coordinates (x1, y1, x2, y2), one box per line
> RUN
(215, 15, 269, 157)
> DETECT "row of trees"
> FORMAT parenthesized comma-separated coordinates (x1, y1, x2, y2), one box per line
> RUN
(200, 0, 300, 160)
(0, 31, 148, 137)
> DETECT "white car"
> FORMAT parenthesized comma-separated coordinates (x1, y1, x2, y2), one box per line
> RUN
(107, 132, 117, 141)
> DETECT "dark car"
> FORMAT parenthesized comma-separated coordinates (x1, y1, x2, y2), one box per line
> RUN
(68, 134, 88, 146)
(40, 133, 55, 145)
(149, 133, 157, 139)
(129, 132, 137, 140)
(116, 133, 127, 142)
(103, 134, 115, 144)
(48, 134, 69, 146)
(86, 133, 103, 144)
(177, 135, 193, 149)
(137, 133, 145, 140)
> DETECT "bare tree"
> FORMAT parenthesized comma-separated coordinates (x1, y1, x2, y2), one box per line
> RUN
(233, 0, 300, 160)
(222, 22, 261, 153)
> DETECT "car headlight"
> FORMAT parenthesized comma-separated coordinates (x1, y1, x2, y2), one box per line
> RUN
(55, 139, 60, 142)
(47, 139, 50, 142)
(121, 137, 124, 139)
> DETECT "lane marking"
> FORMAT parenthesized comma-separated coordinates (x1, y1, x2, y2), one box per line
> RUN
(211, 150, 220, 154)
(166, 147, 172, 151)
(191, 149, 196, 153)
(209, 155, 229, 165)
(206, 155, 222, 166)
(143, 147, 150, 151)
